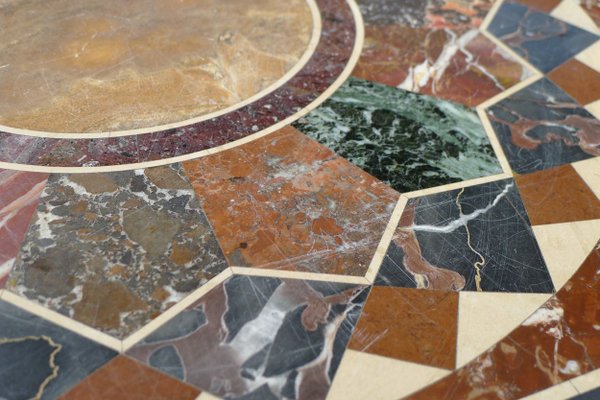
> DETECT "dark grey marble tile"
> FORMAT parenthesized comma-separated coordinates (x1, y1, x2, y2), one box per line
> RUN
(0, 300, 117, 399)
(376, 179, 555, 293)
(127, 275, 369, 400)
(489, 2, 598, 72)
(486, 78, 600, 174)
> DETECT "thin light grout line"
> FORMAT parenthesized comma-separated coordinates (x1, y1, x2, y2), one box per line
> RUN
(0, 0, 365, 174)
(0, 0, 323, 140)
(363, 196, 408, 283)
(479, 26, 544, 78)
(1, 290, 122, 352)
(476, 107, 512, 174)
(403, 173, 512, 199)
(230, 267, 370, 285)
(477, 73, 543, 110)
(121, 268, 233, 352)
(455, 291, 461, 370)
(479, 0, 504, 32)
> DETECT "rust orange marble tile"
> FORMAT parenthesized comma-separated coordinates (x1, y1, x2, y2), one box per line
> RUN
(182, 126, 399, 275)
(59, 356, 200, 400)
(348, 286, 458, 370)
(515, 164, 600, 225)
(407, 241, 600, 399)
(548, 59, 600, 105)
(510, 0, 561, 13)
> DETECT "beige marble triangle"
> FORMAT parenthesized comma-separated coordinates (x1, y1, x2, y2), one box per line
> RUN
(196, 393, 222, 400)
(521, 380, 580, 399)
(573, 157, 600, 199)
(533, 219, 600, 289)
(456, 292, 551, 368)
(576, 41, 600, 72)
(585, 98, 600, 120)
(327, 350, 450, 400)
(551, 0, 600, 34)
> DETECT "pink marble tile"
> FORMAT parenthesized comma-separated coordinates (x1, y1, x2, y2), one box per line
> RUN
(0, 169, 48, 287)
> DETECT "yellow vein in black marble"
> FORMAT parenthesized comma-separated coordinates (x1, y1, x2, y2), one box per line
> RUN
(0, 335, 62, 399)
(455, 188, 485, 292)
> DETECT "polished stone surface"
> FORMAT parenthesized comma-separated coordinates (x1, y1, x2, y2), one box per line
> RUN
(487, 78, 600, 174)
(488, 2, 598, 73)
(1, 0, 600, 399)
(294, 77, 502, 193)
(0, 0, 312, 133)
(127, 275, 369, 399)
(0, 300, 117, 399)
(376, 179, 554, 293)
(6, 164, 228, 338)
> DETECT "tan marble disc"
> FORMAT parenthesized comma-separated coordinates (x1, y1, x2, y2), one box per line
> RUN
(0, 0, 314, 133)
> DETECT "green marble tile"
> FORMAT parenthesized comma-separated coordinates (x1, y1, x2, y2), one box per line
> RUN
(293, 77, 502, 192)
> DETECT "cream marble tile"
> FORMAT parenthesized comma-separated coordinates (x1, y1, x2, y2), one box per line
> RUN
(576, 41, 600, 72)
(551, 0, 600, 35)
(573, 157, 600, 200)
(196, 393, 222, 400)
(533, 220, 600, 289)
(456, 292, 551, 368)
(327, 350, 450, 400)
(521, 381, 580, 399)
(570, 368, 600, 393)
(585, 99, 600, 120)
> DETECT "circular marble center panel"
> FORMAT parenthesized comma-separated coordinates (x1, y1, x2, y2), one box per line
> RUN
(0, 0, 360, 171)
(0, 0, 314, 133)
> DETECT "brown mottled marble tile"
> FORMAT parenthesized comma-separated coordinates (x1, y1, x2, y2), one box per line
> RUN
(515, 164, 600, 225)
(6, 164, 228, 338)
(59, 356, 200, 400)
(548, 59, 600, 105)
(182, 126, 399, 275)
(407, 241, 600, 400)
(348, 286, 458, 370)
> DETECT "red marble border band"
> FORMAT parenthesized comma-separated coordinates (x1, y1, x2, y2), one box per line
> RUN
(0, 0, 357, 169)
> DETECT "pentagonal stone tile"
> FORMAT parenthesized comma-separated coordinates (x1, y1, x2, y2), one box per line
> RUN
(6, 163, 228, 339)
(127, 275, 369, 400)
(376, 179, 554, 293)
(293, 77, 502, 193)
